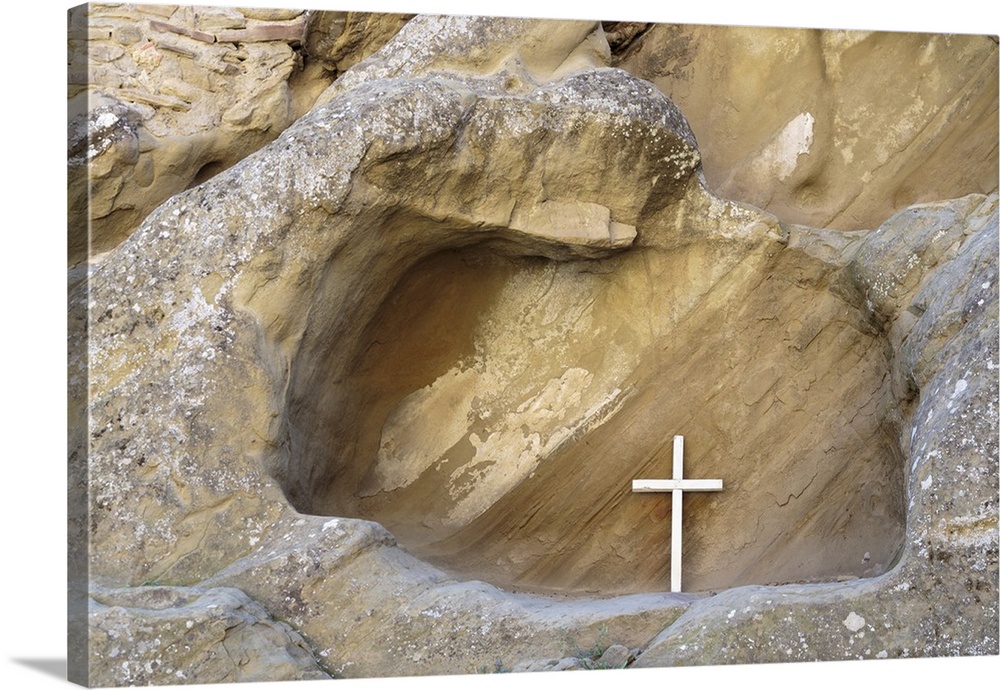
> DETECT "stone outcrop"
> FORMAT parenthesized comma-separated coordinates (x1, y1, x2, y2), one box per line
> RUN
(67, 4, 409, 267)
(71, 14, 708, 682)
(304, 10, 413, 73)
(614, 24, 998, 231)
(76, 14, 701, 587)
(634, 193, 998, 666)
(88, 586, 330, 684)
(70, 10, 998, 686)
(68, 9, 999, 262)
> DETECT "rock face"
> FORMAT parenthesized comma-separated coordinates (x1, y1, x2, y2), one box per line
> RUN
(70, 10, 998, 686)
(304, 10, 413, 73)
(634, 193, 998, 666)
(67, 4, 409, 266)
(614, 24, 999, 231)
(88, 586, 330, 685)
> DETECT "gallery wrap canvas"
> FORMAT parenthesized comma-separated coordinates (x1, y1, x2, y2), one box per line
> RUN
(67, 1, 998, 687)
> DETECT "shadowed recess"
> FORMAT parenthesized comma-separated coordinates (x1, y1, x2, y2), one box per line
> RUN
(281, 229, 906, 595)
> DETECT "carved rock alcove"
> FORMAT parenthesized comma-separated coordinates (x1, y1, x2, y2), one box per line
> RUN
(281, 198, 907, 595)
(74, 13, 996, 686)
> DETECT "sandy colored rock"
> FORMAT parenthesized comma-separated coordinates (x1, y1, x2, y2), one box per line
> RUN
(74, 18, 713, 683)
(615, 25, 998, 230)
(237, 7, 304, 22)
(67, 4, 300, 266)
(634, 194, 998, 666)
(304, 10, 412, 73)
(148, 19, 215, 43)
(135, 5, 179, 19)
(315, 14, 613, 105)
(67, 5, 410, 267)
(88, 586, 330, 684)
(216, 19, 307, 44)
(77, 17, 699, 590)
(192, 6, 247, 33)
(71, 10, 997, 686)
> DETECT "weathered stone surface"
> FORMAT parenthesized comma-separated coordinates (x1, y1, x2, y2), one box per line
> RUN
(200, 517, 691, 678)
(513, 655, 590, 672)
(615, 25, 998, 230)
(509, 638, 632, 671)
(67, 4, 408, 267)
(304, 10, 412, 73)
(237, 7, 304, 22)
(216, 19, 307, 44)
(315, 14, 614, 105)
(78, 19, 700, 591)
(509, 200, 637, 250)
(633, 194, 998, 666)
(595, 643, 633, 668)
(192, 6, 247, 33)
(135, 5, 178, 19)
(74, 15, 714, 683)
(71, 11, 995, 263)
(148, 19, 216, 44)
(73, 9, 997, 686)
(88, 586, 330, 684)
(68, 4, 300, 265)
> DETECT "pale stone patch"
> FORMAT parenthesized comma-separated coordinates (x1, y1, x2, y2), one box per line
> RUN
(510, 200, 636, 249)
(843, 611, 866, 632)
(952, 379, 968, 399)
(445, 370, 629, 526)
(770, 112, 815, 181)
(367, 367, 481, 495)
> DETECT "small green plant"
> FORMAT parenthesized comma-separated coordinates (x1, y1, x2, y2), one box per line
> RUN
(562, 624, 610, 659)
(476, 658, 509, 674)
(586, 624, 611, 659)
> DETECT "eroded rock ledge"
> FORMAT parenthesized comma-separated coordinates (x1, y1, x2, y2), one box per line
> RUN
(71, 12, 998, 685)
(67, 4, 411, 267)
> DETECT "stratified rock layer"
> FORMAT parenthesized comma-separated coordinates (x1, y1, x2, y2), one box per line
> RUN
(634, 193, 998, 666)
(71, 11, 999, 686)
(78, 26, 702, 588)
(615, 25, 998, 230)
(67, 4, 410, 267)
(72, 15, 708, 683)
(88, 586, 330, 685)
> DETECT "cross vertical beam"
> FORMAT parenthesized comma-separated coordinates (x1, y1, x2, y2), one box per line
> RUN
(671, 435, 684, 593)
(632, 435, 723, 593)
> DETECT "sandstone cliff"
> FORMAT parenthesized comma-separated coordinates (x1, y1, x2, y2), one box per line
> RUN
(614, 23, 998, 230)
(69, 7, 998, 685)
(68, 4, 411, 268)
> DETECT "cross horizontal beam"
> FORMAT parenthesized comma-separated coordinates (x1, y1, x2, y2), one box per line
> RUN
(632, 479, 723, 492)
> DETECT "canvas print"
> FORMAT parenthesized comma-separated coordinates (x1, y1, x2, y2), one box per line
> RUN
(67, 2, 999, 686)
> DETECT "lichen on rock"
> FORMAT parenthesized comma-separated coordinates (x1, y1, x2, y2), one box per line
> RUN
(71, 8, 998, 686)
(67, 3, 411, 267)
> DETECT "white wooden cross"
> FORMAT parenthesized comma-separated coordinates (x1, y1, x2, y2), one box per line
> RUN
(632, 435, 723, 593)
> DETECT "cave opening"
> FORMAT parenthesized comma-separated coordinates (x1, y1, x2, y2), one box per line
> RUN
(279, 234, 907, 596)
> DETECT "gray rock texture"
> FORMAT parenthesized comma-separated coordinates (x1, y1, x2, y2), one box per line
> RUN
(594, 643, 633, 668)
(70, 10, 998, 686)
(88, 586, 330, 685)
(67, 4, 409, 266)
